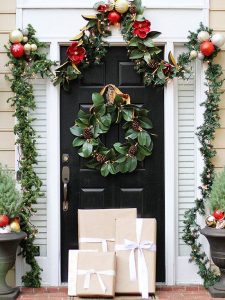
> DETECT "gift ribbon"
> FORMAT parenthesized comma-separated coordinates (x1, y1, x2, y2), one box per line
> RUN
(77, 269, 115, 293)
(115, 219, 156, 299)
(79, 237, 115, 252)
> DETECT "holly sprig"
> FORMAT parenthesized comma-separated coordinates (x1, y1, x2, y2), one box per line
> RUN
(71, 90, 153, 176)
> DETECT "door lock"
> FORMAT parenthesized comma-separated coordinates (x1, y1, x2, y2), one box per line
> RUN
(62, 165, 70, 211)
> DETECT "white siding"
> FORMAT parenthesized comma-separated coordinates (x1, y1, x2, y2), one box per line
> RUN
(30, 78, 47, 257)
(175, 48, 196, 256)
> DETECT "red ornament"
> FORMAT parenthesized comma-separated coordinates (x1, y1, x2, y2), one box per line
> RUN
(163, 62, 173, 75)
(0, 215, 10, 227)
(97, 4, 109, 13)
(213, 209, 225, 220)
(200, 41, 215, 57)
(107, 11, 121, 25)
(133, 19, 151, 39)
(10, 43, 24, 58)
(66, 42, 86, 65)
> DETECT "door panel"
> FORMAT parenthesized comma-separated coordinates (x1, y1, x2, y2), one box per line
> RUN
(60, 46, 165, 282)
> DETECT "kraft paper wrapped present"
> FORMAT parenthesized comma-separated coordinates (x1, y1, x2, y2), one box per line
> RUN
(68, 250, 116, 297)
(78, 208, 137, 252)
(115, 218, 157, 298)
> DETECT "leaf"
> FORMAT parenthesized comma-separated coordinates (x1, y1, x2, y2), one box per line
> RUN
(139, 118, 153, 129)
(130, 157, 138, 172)
(95, 104, 106, 116)
(108, 163, 117, 174)
(143, 38, 155, 48)
(70, 126, 83, 137)
(92, 93, 104, 107)
(129, 37, 139, 47)
(135, 14, 145, 21)
(75, 119, 88, 128)
(101, 114, 112, 127)
(129, 49, 144, 59)
(157, 69, 165, 80)
(114, 143, 127, 154)
(148, 31, 161, 39)
(82, 141, 93, 157)
(72, 137, 85, 147)
(168, 51, 178, 67)
(70, 32, 84, 41)
(122, 109, 133, 121)
(138, 144, 152, 156)
(82, 15, 97, 21)
(115, 155, 127, 163)
(78, 110, 90, 119)
(138, 131, 147, 146)
(101, 164, 110, 177)
(72, 64, 81, 74)
(144, 52, 151, 63)
(125, 131, 138, 139)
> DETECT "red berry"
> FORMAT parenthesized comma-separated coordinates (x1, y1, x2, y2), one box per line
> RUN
(10, 43, 24, 58)
(0, 215, 10, 227)
(107, 11, 121, 24)
(213, 209, 225, 220)
(200, 41, 215, 57)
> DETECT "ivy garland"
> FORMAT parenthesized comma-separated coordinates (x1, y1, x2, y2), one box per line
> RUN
(71, 85, 153, 176)
(182, 24, 224, 287)
(54, 0, 189, 90)
(5, 24, 56, 287)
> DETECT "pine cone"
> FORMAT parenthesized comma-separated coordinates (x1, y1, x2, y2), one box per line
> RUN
(132, 119, 140, 132)
(129, 5, 137, 14)
(128, 145, 137, 156)
(96, 153, 107, 163)
(148, 59, 159, 69)
(83, 128, 93, 139)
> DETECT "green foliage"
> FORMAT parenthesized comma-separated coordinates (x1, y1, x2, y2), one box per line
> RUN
(209, 168, 225, 212)
(0, 165, 24, 218)
(5, 24, 56, 287)
(71, 90, 153, 176)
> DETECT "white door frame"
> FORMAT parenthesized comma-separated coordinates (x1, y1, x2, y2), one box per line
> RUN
(16, 0, 209, 286)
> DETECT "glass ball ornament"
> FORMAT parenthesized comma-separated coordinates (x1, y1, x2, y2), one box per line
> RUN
(24, 44, 31, 52)
(10, 43, 24, 58)
(197, 31, 210, 42)
(115, 0, 129, 14)
(22, 28, 29, 36)
(9, 29, 23, 43)
(22, 36, 28, 43)
(189, 50, 198, 59)
(200, 41, 215, 56)
(211, 33, 225, 48)
(30, 44, 37, 51)
(197, 52, 205, 60)
(107, 10, 121, 24)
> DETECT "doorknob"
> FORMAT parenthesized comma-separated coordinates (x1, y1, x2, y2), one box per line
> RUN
(62, 165, 70, 211)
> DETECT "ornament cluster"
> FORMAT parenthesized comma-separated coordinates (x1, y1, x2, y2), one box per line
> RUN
(189, 30, 225, 61)
(0, 214, 21, 234)
(206, 210, 225, 229)
(9, 28, 37, 59)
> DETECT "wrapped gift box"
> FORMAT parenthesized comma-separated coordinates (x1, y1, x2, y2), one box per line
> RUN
(115, 218, 157, 298)
(78, 208, 137, 252)
(68, 250, 116, 297)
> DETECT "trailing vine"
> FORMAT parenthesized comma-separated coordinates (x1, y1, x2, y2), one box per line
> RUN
(5, 24, 56, 287)
(182, 24, 224, 287)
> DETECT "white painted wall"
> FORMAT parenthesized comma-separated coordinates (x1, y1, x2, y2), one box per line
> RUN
(16, 0, 209, 286)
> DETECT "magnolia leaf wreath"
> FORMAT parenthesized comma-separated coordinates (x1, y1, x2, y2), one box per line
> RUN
(70, 85, 153, 176)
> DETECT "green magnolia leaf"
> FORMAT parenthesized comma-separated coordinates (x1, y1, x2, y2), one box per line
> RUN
(115, 155, 127, 163)
(101, 163, 110, 177)
(108, 163, 117, 174)
(95, 104, 106, 116)
(101, 114, 112, 127)
(144, 52, 151, 64)
(130, 157, 138, 172)
(78, 110, 89, 119)
(114, 95, 123, 105)
(139, 119, 153, 129)
(129, 49, 144, 59)
(73, 137, 85, 147)
(138, 131, 147, 146)
(125, 131, 138, 139)
(148, 31, 161, 39)
(92, 93, 104, 106)
(70, 126, 83, 137)
(157, 69, 165, 80)
(138, 144, 152, 156)
(119, 161, 128, 173)
(129, 37, 139, 47)
(75, 119, 88, 128)
(135, 14, 145, 21)
(136, 150, 145, 161)
(82, 141, 93, 157)
(114, 142, 127, 154)
(122, 109, 133, 121)
(143, 38, 155, 48)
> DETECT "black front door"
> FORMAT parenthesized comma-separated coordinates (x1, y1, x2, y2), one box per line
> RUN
(60, 46, 165, 283)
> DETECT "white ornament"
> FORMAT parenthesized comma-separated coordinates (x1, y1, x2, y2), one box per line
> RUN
(30, 44, 37, 52)
(115, 0, 129, 14)
(0, 225, 11, 234)
(197, 31, 210, 42)
(24, 44, 31, 51)
(22, 28, 29, 36)
(211, 33, 225, 48)
(197, 52, 205, 60)
(9, 30, 23, 43)
(22, 36, 28, 43)
(189, 50, 198, 59)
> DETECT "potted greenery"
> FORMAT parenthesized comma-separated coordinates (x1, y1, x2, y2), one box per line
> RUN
(0, 164, 26, 298)
(201, 167, 225, 297)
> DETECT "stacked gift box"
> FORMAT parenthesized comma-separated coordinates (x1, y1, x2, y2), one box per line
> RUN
(68, 208, 157, 298)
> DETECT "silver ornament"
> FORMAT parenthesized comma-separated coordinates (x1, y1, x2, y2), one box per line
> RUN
(197, 52, 205, 60)
(9, 30, 23, 43)
(197, 31, 210, 42)
(211, 33, 225, 48)
(22, 28, 29, 36)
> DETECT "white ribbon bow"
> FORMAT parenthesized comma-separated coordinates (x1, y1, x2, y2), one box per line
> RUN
(77, 269, 115, 293)
(115, 219, 156, 299)
(79, 237, 115, 252)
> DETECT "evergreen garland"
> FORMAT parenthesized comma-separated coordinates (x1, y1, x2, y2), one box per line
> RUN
(5, 24, 56, 287)
(182, 24, 224, 287)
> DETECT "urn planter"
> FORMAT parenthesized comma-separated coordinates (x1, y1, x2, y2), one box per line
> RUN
(0, 231, 26, 299)
(201, 227, 225, 298)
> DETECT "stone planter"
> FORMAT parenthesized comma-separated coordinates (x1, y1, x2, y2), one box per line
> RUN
(201, 227, 225, 298)
(0, 231, 26, 299)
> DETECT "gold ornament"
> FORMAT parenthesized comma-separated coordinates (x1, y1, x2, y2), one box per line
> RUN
(24, 44, 31, 51)
(115, 0, 129, 14)
(30, 44, 37, 52)
(10, 221, 21, 232)
(22, 36, 28, 43)
(205, 215, 216, 227)
(9, 29, 23, 44)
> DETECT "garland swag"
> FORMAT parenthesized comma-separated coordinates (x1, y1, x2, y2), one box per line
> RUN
(5, 24, 56, 287)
